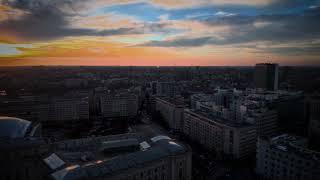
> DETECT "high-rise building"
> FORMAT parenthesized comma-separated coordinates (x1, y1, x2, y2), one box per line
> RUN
(254, 63, 279, 91)
(256, 134, 320, 180)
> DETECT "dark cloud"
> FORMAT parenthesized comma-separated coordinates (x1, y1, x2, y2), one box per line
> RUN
(141, 6, 320, 56)
(0, 0, 140, 41)
(266, 0, 318, 8)
(256, 46, 320, 56)
(143, 37, 212, 47)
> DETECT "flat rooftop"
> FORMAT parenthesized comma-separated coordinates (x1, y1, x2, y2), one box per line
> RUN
(267, 134, 320, 162)
(48, 133, 188, 180)
(156, 97, 187, 107)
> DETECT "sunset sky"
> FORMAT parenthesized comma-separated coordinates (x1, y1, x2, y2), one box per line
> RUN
(0, 0, 320, 66)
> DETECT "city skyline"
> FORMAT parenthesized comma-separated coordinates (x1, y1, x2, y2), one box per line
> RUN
(1, 0, 320, 66)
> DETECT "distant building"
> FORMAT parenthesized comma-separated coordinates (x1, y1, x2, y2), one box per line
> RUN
(39, 97, 89, 123)
(256, 134, 320, 180)
(0, 97, 41, 121)
(156, 97, 187, 132)
(0, 96, 89, 123)
(254, 63, 279, 91)
(150, 81, 158, 95)
(183, 109, 256, 159)
(100, 92, 138, 118)
(64, 78, 88, 88)
(151, 81, 180, 97)
(190, 93, 213, 109)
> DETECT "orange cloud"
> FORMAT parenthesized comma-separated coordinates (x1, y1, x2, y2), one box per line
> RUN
(1, 37, 186, 60)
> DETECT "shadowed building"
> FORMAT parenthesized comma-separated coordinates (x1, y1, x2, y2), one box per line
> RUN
(0, 117, 191, 180)
(256, 134, 320, 180)
(48, 134, 192, 180)
(183, 109, 256, 159)
(0, 117, 46, 180)
(307, 94, 320, 150)
(156, 97, 187, 133)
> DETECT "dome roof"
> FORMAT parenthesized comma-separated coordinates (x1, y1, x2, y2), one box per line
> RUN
(166, 141, 185, 153)
(0, 116, 31, 138)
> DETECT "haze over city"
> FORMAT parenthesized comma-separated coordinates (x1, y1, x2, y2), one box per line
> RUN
(1, 0, 320, 66)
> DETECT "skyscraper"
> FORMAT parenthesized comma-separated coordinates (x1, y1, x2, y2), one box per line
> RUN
(254, 63, 279, 91)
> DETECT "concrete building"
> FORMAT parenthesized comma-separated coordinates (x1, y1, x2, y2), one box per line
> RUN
(183, 109, 256, 159)
(254, 63, 279, 91)
(242, 95, 279, 137)
(0, 117, 192, 180)
(190, 93, 213, 109)
(49, 134, 192, 180)
(256, 134, 320, 180)
(0, 117, 45, 180)
(307, 95, 320, 150)
(39, 97, 89, 123)
(100, 92, 138, 118)
(64, 78, 88, 88)
(190, 89, 280, 138)
(0, 95, 89, 123)
(151, 81, 180, 97)
(156, 97, 187, 132)
(0, 97, 42, 121)
(248, 109, 278, 137)
(275, 91, 307, 135)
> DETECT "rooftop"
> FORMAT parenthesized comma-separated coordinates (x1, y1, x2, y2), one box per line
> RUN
(156, 97, 186, 107)
(0, 116, 31, 139)
(267, 134, 320, 162)
(48, 134, 188, 180)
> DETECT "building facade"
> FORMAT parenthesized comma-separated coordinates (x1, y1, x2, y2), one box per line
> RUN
(0, 96, 89, 123)
(183, 109, 256, 159)
(256, 134, 320, 180)
(100, 93, 138, 118)
(156, 97, 187, 132)
(307, 95, 320, 150)
(248, 109, 278, 137)
(39, 97, 89, 123)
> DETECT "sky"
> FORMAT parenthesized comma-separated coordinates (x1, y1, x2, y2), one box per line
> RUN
(0, 0, 320, 66)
